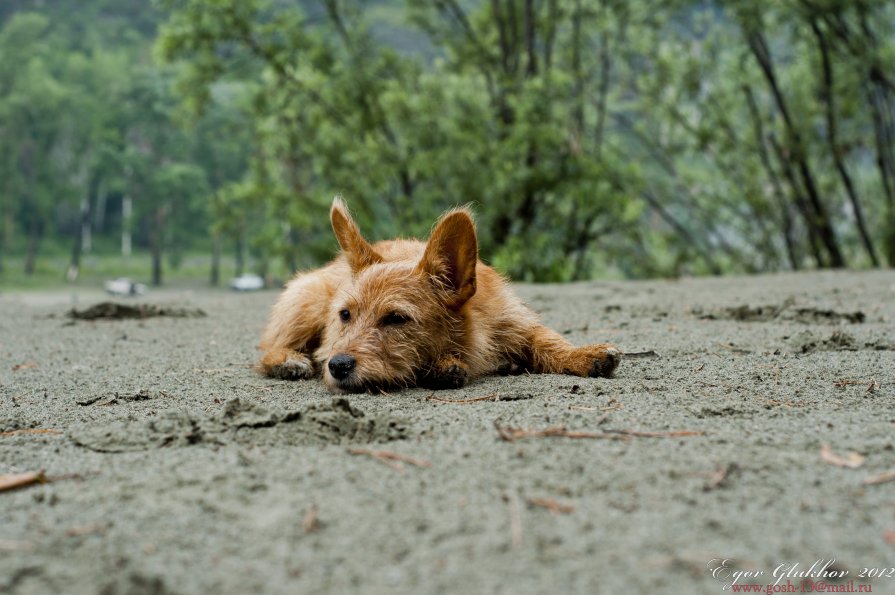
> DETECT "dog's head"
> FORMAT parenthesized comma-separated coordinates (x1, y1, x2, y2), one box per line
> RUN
(319, 198, 477, 392)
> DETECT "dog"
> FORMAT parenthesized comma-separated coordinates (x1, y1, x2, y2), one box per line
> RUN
(258, 198, 621, 392)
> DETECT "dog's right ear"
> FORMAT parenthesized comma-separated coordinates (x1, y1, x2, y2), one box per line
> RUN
(330, 197, 383, 275)
(416, 208, 478, 309)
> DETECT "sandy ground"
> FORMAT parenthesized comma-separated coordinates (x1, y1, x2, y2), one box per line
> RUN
(1, 270, 894, 595)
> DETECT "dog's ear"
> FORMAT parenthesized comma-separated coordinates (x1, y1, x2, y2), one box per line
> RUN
(330, 197, 383, 274)
(416, 208, 478, 308)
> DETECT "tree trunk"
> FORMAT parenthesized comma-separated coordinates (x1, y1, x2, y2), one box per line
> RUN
(94, 180, 107, 232)
(67, 195, 93, 283)
(121, 195, 133, 258)
(745, 27, 845, 268)
(867, 83, 895, 266)
(24, 218, 42, 275)
(769, 134, 825, 267)
(641, 190, 722, 275)
(743, 84, 799, 270)
(235, 232, 245, 278)
(811, 19, 879, 266)
(210, 231, 221, 286)
(594, 32, 611, 157)
(150, 205, 166, 287)
(0, 212, 9, 274)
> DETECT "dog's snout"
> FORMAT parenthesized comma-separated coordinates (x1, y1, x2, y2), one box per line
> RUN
(328, 353, 356, 379)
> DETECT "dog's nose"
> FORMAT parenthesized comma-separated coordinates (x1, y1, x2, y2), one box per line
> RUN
(328, 353, 356, 379)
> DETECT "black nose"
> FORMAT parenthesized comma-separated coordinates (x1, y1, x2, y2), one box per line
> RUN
(328, 353, 356, 379)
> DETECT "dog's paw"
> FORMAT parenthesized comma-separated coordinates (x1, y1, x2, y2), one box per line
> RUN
(588, 346, 622, 378)
(422, 359, 470, 390)
(269, 357, 315, 381)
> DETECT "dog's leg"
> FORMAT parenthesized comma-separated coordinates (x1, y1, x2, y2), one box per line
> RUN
(258, 266, 342, 380)
(526, 325, 621, 378)
(419, 355, 470, 390)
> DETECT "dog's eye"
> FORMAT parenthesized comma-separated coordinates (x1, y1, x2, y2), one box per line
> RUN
(339, 309, 351, 323)
(381, 312, 411, 326)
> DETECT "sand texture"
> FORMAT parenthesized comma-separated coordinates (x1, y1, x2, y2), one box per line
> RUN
(1, 270, 894, 594)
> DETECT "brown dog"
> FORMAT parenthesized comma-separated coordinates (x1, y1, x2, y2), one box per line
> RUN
(258, 198, 621, 392)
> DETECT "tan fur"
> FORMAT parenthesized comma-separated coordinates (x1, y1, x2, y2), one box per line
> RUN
(258, 198, 621, 392)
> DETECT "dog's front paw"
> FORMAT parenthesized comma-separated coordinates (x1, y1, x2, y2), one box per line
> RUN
(588, 346, 622, 378)
(270, 358, 315, 380)
(260, 348, 316, 380)
(421, 358, 469, 390)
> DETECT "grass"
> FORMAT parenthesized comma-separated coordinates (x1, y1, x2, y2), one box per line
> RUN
(0, 251, 273, 291)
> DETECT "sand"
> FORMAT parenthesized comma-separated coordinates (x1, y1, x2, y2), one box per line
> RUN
(1, 270, 893, 594)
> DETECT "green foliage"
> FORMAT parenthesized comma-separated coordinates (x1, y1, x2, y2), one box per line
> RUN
(2, 0, 895, 285)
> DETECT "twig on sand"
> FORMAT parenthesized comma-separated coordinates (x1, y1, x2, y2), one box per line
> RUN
(568, 397, 623, 413)
(834, 378, 881, 393)
(494, 423, 624, 442)
(864, 469, 895, 486)
(703, 463, 739, 491)
(820, 443, 865, 469)
(0, 539, 35, 552)
(0, 429, 62, 437)
(623, 350, 661, 359)
(427, 392, 500, 404)
(303, 504, 320, 533)
(502, 493, 523, 549)
(526, 497, 575, 514)
(494, 422, 703, 442)
(0, 470, 47, 493)
(603, 429, 705, 438)
(347, 448, 431, 472)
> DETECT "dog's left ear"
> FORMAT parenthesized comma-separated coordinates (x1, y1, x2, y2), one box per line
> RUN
(330, 197, 383, 275)
(416, 208, 477, 308)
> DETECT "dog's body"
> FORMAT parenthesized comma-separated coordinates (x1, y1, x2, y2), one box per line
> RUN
(259, 199, 621, 392)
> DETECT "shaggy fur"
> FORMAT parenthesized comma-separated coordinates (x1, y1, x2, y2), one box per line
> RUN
(259, 198, 621, 392)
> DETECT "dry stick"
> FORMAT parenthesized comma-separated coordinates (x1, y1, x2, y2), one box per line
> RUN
(0, 471, 47, 493)
(704, 465, 728, 491)
(623, 350, 661, 359)
(864, 469, 895, 486)
(527, 497, 575, 515)
(0, 429, 62, 437)
(703, 463, 738, 491)
(603, 429, 705, 438)
(347, 448, 432, 471)
(502, 493, 523, 549)
(820, 443, 865, 469)
(303, 504, 319, 533)
(0, 539, 35, 552)
(427, 392, 500, 404)
(493, 422, 702, 442)
(570, 400, 623, 413)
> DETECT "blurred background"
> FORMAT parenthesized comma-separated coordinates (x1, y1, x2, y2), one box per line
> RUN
(0, 0, 893, 290)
